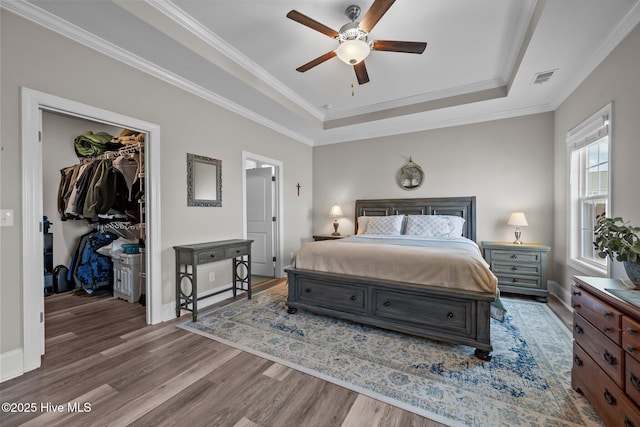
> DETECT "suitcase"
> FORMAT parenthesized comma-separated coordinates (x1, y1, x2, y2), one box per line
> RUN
(53, 265, 71, 293)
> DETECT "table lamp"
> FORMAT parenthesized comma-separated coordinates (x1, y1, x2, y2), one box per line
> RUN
(508, 212, 528, 244)
(330, 204, 343, 236)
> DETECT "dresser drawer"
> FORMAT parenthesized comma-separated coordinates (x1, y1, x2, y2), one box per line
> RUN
(490, 250, 541, 264)
(295, 278, 367, 314)
(625, 317, 640, 362)
(492, 262, 540, 276)
(495, 274, 540, 289)
(197, 249, 226, 263)
(225, 245, 249, 258)
(573, 343, 640, 427)
(626, 354, 640, 405)
(574, 313, 624, 387)
(572, 286, 622, 344)
(373, 290, 471, 336)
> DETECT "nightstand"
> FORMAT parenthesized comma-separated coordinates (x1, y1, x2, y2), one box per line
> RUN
(313, 234, 350, 241)
(481, 241, 550, 302)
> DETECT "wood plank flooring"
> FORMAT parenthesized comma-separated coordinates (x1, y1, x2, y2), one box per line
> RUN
(0, 280, 572, 427)
(0, 279, 439, 427)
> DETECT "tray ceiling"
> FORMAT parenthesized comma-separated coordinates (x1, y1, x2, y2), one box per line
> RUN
(5, 0, 640, 145)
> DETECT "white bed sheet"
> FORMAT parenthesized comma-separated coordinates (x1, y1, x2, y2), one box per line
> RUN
(295, 235, 498, 296)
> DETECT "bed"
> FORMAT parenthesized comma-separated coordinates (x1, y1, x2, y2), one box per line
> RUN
(285, 196, 499, 360)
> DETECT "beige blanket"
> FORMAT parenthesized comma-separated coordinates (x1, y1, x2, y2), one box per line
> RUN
(295, 236, 498, 297)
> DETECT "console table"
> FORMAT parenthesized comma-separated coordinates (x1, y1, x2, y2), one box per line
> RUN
(174, 239, 253, 321)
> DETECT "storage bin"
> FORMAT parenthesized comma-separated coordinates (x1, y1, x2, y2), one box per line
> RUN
(122, 243, 139, 254)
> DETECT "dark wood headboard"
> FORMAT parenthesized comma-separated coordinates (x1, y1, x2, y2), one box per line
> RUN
(354, 196, 476, 241)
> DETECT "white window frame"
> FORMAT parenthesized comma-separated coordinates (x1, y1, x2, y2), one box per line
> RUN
(567, 103, 612, 276)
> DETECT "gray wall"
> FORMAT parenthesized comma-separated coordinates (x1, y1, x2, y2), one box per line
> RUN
(313, 113, 555, 249)
(553, 23, 640, 303)
(0, 10, 313, 355)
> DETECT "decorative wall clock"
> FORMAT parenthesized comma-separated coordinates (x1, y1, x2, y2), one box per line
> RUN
(398, 157, 424, 190)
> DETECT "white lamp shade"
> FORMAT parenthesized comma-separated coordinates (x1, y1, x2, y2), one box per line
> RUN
(330, 204, 343, 218)
(336, 40, 370, 65)
(508, 212, 528, 227)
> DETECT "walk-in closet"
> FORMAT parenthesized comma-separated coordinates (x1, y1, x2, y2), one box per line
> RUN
(42, 111, 147, 319)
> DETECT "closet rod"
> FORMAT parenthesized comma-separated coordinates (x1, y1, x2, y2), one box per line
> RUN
(80, 142, 143, 163)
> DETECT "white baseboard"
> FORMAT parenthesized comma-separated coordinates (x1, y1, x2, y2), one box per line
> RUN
(548, 280, 573, 311)
(1, 348, 24, 383)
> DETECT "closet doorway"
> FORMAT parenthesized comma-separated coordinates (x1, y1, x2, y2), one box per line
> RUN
(20, 88, 162, 374)
(242, 151, 283, 280)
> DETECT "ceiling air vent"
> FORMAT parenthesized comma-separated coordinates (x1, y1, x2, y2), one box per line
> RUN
(532, 69, 557, 85)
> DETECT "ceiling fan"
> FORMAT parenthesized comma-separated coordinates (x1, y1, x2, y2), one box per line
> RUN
(286, 0, 427, 85)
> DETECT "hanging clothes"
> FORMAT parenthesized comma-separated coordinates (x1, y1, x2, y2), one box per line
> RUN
(56, 144, 143, 222)
(112, 153, 140, 202)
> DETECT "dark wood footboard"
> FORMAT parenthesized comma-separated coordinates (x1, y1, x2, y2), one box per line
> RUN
(285, 267, 494, 360)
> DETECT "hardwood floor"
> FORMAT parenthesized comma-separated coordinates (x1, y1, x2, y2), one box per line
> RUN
(1, 280, 573, 427)
(0, 279, 440, 427)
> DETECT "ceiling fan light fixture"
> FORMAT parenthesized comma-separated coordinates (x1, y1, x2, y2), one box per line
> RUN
(336, 39, 370, 65)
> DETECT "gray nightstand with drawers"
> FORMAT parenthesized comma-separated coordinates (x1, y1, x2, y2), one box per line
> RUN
(481, 241, 550, 302)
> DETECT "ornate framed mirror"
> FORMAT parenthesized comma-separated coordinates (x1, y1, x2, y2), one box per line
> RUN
(187, 153, 222, 207)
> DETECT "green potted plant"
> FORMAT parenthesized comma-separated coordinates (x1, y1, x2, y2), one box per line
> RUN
(594, 215, 640, 284)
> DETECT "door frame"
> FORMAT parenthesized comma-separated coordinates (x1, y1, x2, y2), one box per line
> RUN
(241, 151, 283, 278)
(20, 87, 162, 373)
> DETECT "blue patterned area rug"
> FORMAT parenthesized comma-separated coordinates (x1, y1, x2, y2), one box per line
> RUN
(178, 283, 603, 427)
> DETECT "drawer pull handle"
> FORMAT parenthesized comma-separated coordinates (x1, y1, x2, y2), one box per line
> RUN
(573, 324, 583, 334)
(511, 255, 517, 259)
(572, 290, 581, 296)
(631, 373, 640, 391)
(350, 295, 356, 301)
(512, 267, 518, 271)
(603, 350, 617, 366)
(628, 344, 637, 353)
(210, 254, 216, 258)
(624, 416, 634, 427)
(383, 301, 391, 307)
(235, 250, 240, 253)
(447, 312, 454, 319)
(628, 327, 638, 335)
(602, 326, 611, 333)
(603, 311, 613, 318)
(512, 278, 518, 283)
(603, 388, 616, 406)
(573, 355, 583, 366)
(572, 303, 581, 309)
(305, 288, 312, 293)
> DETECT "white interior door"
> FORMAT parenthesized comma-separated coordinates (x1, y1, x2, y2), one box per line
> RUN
(246, 167, 274, 277)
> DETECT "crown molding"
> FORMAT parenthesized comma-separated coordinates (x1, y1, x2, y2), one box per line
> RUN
(1, 1, 314, 146)
(549, 1, 640, 110)
(325, 78, 506, 122)
(145, 0, 324, 122)
(314, 103, 554, 146)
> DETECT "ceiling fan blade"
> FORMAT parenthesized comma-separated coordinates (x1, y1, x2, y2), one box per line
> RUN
(286, 10, 339, 38)
(353, 61, 370, 85)
(296, 51, 337, 73)
(372, 40, 427, 54)
(359, 0, 396, 33)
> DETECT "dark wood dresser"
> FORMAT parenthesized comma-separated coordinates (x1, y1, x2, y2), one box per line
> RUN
(572, 276, 640, 426)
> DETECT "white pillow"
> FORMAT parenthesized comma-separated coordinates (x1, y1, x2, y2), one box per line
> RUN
(356, 216, 370, 235)
(405, 215, 451, 237)
(361, 215, 404, 235)
(442, 215, 466, 238)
